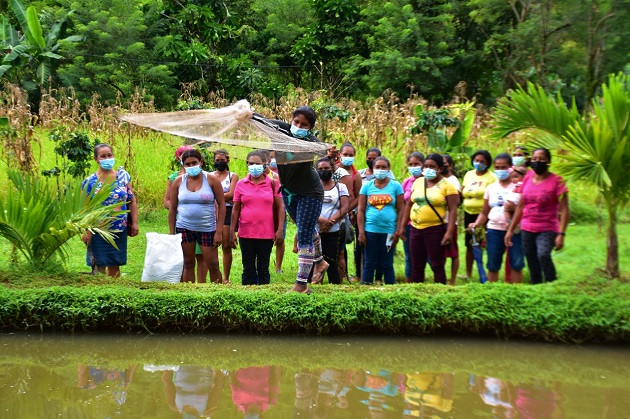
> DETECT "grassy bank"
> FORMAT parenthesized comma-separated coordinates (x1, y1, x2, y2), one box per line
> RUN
(0, 273, 628, 342)
(1, 210, 629, 342)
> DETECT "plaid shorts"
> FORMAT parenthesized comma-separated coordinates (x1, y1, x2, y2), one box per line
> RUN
(176, 228, 215, 247)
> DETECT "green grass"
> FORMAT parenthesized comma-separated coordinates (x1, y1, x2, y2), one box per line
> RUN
(1, 270, 628, 342)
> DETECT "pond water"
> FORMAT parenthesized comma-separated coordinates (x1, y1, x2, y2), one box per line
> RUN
(0, 334, 628, 418)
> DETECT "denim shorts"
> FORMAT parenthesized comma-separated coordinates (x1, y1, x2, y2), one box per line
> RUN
(486, 228, 524, 272)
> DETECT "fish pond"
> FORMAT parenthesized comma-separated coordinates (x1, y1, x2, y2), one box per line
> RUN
(0, 334, 628, 418)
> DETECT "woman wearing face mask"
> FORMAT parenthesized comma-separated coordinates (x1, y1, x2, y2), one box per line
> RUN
(442, 154, 462, 285)
(333, 142, 362, 282)
(397, 153, 459, 284)
(230, 150, 285, 285)
(358, 147, 396, 183)
(81, 143, 139, 277)
(401, 152, 425, 283)
(267, 106, 328, 294)
(312, 157, 349, 284)
(164, 145, 207, 282)
(210, 149, 239, 284)
(468, 154, 524, 283)
(505, 148, 569, 284)
(357, 156, 404, 285)
(512, 146, 529, 168)
(169, 149, 226, 283)
(462, 150, 496, 280)
(355, 147, 391, 283)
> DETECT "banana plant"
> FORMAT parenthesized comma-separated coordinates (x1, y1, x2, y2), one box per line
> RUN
(409, 102, 476, 155)
(0, 170, 125, 266)
(493, 73, 630, 278)
(0, 0, 83, 90)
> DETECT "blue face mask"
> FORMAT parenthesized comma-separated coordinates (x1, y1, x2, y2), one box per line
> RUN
(373, 169, 389, 180)
(185, 165, 202, 177)
(495, 169, 510, 181)
(408, 166, 423, 177)
(290, 124, 309, 138)
(99, 158, 115, 170)
(248, 164, 264, 178)
(269, 158, 277, 169)
(340, 156, 355, 167)
(473, 162, 487, 172)
(512, 156, 526, 166)
(423, 168, 437, 180)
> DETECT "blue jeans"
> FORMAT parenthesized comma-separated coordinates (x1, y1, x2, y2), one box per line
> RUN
(486, 229, 524, 272)
(362, 232, 396, 284)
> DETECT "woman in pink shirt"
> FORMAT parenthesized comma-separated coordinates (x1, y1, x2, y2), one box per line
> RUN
(230, 150, 285, 285)
(505, 148, 569, 284)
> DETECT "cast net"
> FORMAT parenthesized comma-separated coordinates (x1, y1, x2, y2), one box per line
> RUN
(120, 99, 328, 164)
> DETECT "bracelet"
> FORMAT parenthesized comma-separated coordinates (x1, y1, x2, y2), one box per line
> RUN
(557, 232, 565, 236)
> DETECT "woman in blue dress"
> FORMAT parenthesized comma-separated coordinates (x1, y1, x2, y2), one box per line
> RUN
(82, 143, 139, 277)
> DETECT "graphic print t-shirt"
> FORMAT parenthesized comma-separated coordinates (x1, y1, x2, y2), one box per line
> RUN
(360, 180, 403, 234)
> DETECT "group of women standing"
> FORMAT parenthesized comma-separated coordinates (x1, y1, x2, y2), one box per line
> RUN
(84, 107, 569, 290)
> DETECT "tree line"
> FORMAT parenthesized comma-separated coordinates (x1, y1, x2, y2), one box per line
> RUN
(1, 0, 629, 110)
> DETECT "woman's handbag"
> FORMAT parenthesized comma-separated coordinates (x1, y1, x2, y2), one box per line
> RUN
(340, 215, 354, 244)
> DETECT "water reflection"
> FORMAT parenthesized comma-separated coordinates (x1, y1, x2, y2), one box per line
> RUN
(161, 367, 224, 417)
(0, 334, 628, 418)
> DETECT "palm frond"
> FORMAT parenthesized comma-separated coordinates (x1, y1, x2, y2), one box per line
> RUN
(492, 82, 582, 142)
(0, 170, 124, 264)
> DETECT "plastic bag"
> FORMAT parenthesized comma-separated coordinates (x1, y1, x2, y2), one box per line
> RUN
(141, 232, 183, 283)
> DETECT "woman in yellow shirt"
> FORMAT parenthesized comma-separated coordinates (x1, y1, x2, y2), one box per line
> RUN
(462, 150, 496, 280)
(398, 154, 459, 284)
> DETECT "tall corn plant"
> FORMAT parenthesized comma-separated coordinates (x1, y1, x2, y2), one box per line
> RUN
(0, 170, 125, 266)
(493, 73, 630, 278)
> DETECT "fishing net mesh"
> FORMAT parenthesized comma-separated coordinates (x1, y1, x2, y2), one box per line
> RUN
(120, 100, 328, 164)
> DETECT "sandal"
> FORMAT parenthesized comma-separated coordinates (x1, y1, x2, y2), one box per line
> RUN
(311, 261, 329, 285)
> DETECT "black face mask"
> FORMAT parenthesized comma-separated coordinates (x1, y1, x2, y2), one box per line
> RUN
(530, 161, 548, 175)
(214, 161, 228, 172)
(318, 170, 333, 181)
(366, 159, 374, 170)
(441, 167, 449, 176)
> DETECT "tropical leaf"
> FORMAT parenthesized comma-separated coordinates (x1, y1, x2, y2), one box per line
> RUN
(450, 108, 474, 148)
(9, 0, 33, 46)
(39, 51, 63, 60)
(26, 6, 45, 50)
(3, 43, 32, 62)
(492, 82, 582, 141)
(0, 170, 125, 265)
(0, 64, 11, 77)
(36, 61, 51, 85)
(1, 15, 20, 46)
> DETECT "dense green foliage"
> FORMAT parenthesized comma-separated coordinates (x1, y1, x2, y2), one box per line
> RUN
(0, 273, 628, 342)
(2, 0, 629, 108)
